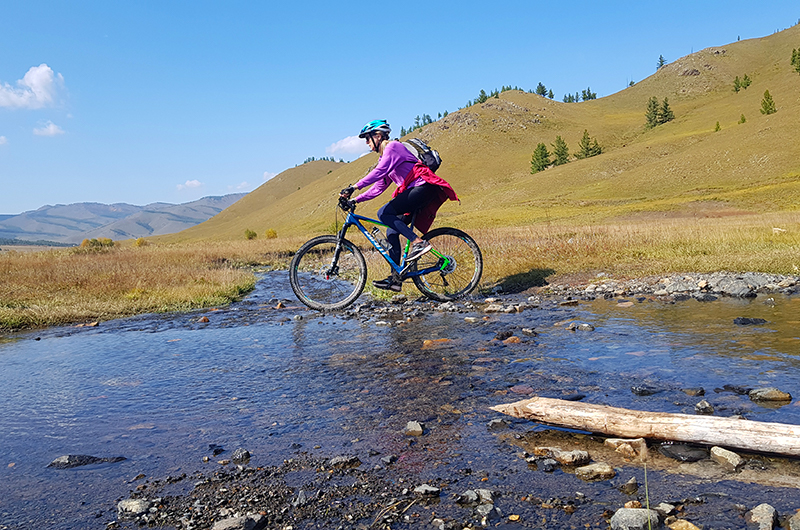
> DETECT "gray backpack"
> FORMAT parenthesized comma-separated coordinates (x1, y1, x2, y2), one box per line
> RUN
(402, 138, 442, 173)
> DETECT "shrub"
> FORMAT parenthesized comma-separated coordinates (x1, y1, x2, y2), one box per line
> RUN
(265, 229, 278, 239)
(134, 237, 148, 247)
(714, 121, 721, 132)
(739, 114, 746, 124)
(244, 229, 257, 240)
(760, 90, 777, 115)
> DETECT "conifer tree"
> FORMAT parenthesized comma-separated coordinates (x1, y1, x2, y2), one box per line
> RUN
(741, 74, 752, 89)
(535, 82, 547, 96)
(645, 96, 660, 128)
(530, 143, 551, 173)
(657, 55, 667, 70)
(739, 114, 746, 124)
(575, 130, 602, 159)
(714, 121, 721, 132)
(760, 90, 777, 115)
(733, 76, 741, 93)
(551, 136, 570, 166)
(548, 89, 554, 99)
(657, 97, 675, 124)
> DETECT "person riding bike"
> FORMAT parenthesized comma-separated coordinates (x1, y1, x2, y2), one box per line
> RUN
(340, 119, 457, 292)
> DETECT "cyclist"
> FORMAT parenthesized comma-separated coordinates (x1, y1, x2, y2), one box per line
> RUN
(340, 119, 457, 292)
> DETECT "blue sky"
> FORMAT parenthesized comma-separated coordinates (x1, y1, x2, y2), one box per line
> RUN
(0, 1, 797, 214)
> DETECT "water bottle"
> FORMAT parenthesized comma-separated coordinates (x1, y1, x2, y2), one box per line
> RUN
(371, 227, 390, 252)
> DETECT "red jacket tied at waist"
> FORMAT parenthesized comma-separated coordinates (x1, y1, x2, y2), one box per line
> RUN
(393, 163, 458, 234)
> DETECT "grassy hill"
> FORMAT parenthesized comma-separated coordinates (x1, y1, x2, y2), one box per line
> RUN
(168, 24, 800, 242)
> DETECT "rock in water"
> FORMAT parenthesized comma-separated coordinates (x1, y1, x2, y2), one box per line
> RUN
(47, 455, 126, 469)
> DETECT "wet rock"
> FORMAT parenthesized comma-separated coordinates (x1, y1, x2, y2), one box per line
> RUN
(710, 446, 743, 471)
(658, 443, 708, 462)
(625, 500, 642, 509)
(475, 488, 497, 504)
(494, 330, 513, 340)
(390, 294, 407, 304)
(733, 317, 767, 326)
(456, 489, 480, 506)
(209, 444, 225, 455)
(605, 438, 647, 461)
(618, 476, 639, 495)
(787, 510, 800, 530)
(413, 484, 440, 497)
(117, 498, 151, 518)
(464, 316, 480, 323)
(694, 400, 714, 414)
(631, 385, 661, 396)
(749, 387, 791, 402)
(231, 448, 250, 463)
(47, 455, 126, 469)
(609, 508, 661, 530)
(475, 502, 502, 522)
(655, 503, 676, 516)
(575, 462, 615, 481)
(521, 327, 537, 336)
(566, 322, 595, 331)
(487, 418, 510, 431)
(719, 384, 752, 395)
(681, 387, 705, 397)
(717, 279, 756, 298)
(745, 503, 777, 530)
(693, 293, 718, 302)
(531, 457, 558, 472)
(532, 447, 590, 466)
(329, 455, 361, 469)
(404, 421, 424, 436)
(211, 513, 266, 530)
(484, 304, 504, 313)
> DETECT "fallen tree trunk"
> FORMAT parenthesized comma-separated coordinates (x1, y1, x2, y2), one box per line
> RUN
(491, 397, 800, 457)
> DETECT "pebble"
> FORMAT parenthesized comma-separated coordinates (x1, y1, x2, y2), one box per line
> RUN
(694, 399, 714, 414)
(668, 520, 701, 530)
(404, 421, 424, 436)
(749, 387, 791, 402)
(575, 462, 615, 481)
(710, 446, 744, 472)
(610, 508, 661, 530)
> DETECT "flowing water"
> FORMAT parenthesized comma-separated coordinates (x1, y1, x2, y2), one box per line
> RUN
(1, 272, 800, 529)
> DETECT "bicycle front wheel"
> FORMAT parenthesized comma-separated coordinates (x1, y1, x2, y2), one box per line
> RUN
(289, 235, 367, 310)
(411, 227, 483, 302)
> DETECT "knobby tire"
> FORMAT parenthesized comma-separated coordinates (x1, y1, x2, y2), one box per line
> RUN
(411, 227, 483, 302)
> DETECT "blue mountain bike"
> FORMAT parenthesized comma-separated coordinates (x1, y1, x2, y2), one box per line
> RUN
(289, 196, 483, 310)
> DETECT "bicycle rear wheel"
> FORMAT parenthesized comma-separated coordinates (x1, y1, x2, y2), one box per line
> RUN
(289, 235, 367, 310)
(411, 227, 483, 302)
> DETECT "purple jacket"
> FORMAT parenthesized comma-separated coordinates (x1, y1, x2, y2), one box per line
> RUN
(354, 141, 425, 202)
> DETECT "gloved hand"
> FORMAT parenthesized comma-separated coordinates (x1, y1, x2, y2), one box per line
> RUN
(338, 196, 356, 211)
(340, 185, 356, 198)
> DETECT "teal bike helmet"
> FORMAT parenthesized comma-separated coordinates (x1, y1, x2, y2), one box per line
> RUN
(358, 119, 391, 138)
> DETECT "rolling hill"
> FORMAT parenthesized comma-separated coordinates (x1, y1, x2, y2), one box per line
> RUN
(167, 24, 800, 242)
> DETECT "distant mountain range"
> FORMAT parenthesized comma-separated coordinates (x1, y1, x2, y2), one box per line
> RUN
(0, 194, 247, 245)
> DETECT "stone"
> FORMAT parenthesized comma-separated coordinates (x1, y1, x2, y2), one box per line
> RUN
(695, 400, 714, 414)
(404, 421, 424, 436)
(211, 514, 266, 530)
(749, 387, 791, 402)
(733, 317, 767, 326)
(48, 455, 126, 469)
(668, 520, 701, 530)
(487, 418, 510, 431)
(475, 488, 496, 504)
(329, 455, 361, 469)
(710, 446, 743, 471)
(631, 385, 661, 396)
(745, 503, 777, 530)
(655, 503, 676, 516)
(575, 462, 615, 481)
(681, 387, 705, 397)
(117, 499, 151, 518)
(532, 447, 590, 466)
(609, 508, 661, 530)
(618, 476, 639, 495)
(658, 444, 708, 462)
(605, 438, 648, 461)
(456, 490, 480, 506)
(231, 448, 250, 463)
(787, 510, 800, 530)
(413, 484, 440, 496)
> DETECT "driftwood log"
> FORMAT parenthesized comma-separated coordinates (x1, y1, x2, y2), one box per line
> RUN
(492, 397, 800, 457)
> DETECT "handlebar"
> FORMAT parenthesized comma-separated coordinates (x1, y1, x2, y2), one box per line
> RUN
(338, 196, 356, 212)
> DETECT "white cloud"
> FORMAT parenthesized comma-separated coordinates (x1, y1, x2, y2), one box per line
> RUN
(177, 179, 203, 190)
(263, 171, 277, 181)
(0, 64, 64, 109)
(228, 181, 251, 191)
(0, 136, 7, 145)
(326, 135, 369, 157)
(33, 121, 65, 136)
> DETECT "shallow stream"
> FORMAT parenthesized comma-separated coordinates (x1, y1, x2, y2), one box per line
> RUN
(1, 271, 800, 529)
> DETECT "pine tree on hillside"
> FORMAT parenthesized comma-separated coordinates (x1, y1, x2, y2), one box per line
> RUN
(658, 97, 675, 124)
(645, 97, 660, 128)
(547, 89, 554, 99)
(575, 130, 602, 159)
(552, 136, 570, 166)
(741, 74, 752, 89)
(733, 76, 741, 93)
(657, 55, 667, 70)
(760, 90, 777, 115)
(530, 143, 551, 173)
(581, 87, 597, 101)
(535, 82, 547, 96)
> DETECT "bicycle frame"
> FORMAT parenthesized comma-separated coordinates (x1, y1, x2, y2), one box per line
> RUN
(337, 210, 451, 278)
